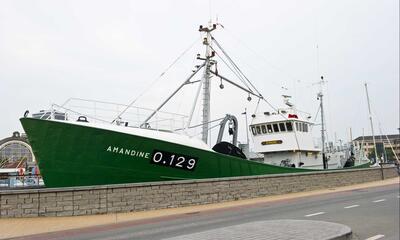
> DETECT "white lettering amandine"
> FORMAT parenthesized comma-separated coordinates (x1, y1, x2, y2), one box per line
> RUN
(106, 145, 150, 159)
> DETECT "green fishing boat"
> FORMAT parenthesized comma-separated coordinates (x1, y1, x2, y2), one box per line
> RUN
(20, 23, 370, 188)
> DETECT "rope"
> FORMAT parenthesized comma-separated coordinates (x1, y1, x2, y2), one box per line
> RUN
(373, 108, 399, 163)
(210, 46, 252, 91)
(213, 36, 288, 121)
(212, 36, 262, 97)
(213, 35, 290, 122)
(190, 121, 222, 138)
(175, 117, 225, 131)
(313, 104, 321, 123)
(221, 26, 297, 87)
(111, 36, 201, 123)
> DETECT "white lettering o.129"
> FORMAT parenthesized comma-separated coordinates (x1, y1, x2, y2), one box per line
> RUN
(152, 151, 196, 170)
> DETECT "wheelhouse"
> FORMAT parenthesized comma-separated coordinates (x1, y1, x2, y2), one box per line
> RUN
(250, 120, 310, 136)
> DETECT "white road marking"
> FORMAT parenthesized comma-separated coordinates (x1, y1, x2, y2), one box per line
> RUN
(372, 199, 386, 203)
(365, 234, 385, 240)
(305, 212, 325, 217)
(344, 204, 359, 209)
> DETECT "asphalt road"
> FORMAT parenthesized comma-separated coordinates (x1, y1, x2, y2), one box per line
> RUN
(14, 183, 399, 240)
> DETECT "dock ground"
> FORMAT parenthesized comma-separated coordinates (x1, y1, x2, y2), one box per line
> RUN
(0, 177, 398, 239)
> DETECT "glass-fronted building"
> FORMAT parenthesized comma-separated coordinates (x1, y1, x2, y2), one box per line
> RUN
(0, 132, 34, 166)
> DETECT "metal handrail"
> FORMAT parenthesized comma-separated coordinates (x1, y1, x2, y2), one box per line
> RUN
(39, 98, 190, 132)
(62, 97, 188, 117)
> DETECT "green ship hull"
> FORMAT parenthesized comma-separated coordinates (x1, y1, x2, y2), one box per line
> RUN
(20, 118, 369, 188)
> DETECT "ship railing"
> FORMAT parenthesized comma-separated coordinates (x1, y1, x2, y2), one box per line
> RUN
(43, 98, 189, 132)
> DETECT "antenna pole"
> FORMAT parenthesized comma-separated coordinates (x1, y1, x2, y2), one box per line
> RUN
(318, 76, 327, 169)
(199, 23, 216, 144)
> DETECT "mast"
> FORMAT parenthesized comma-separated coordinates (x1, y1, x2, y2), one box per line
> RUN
(199, 23, 216, 144)
(364, 83, 378, 163)
(364, 82, 383, 180)
(317, 76, 327, 169)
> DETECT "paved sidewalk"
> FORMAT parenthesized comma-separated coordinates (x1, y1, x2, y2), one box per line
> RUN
(0, 177, 398, 239)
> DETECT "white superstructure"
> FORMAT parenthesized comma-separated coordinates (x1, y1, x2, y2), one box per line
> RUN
(249, 95, 370, 169)
(249, 104, 330, 169)
(250, 109, 316, 153)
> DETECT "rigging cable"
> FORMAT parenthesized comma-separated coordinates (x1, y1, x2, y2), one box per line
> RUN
(111, 36, 201, 123)
(253, 98, 261, 115)
(313, 104, 321, 123)
(212, 36, 261, 96)
(190, 121, 223, 138)
(213, 34, 303, 154)
(213, 36, 290, 121)
(213, 36, 289, 121)
(210, 45, 252, 91)
(217, 31, 308, 159)
(372, 105, 399, 163)
(220, 26, 296, 89)
(214, 40, 302, 151)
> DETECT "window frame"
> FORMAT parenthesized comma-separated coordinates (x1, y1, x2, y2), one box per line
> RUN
(261, 125, 267, 134)
(272, 123, 280, 132)
(251, 126, 256, 135)
(279, 122, 286, 132)
(267, 124, 273, 133)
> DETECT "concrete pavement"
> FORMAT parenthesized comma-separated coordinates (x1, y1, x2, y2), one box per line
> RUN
(163, 220, 352, 240)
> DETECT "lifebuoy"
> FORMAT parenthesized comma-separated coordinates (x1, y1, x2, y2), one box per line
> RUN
(18, 168, 24, 176)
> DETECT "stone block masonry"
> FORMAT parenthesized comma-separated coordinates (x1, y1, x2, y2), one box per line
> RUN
(0, 166, 398, 218)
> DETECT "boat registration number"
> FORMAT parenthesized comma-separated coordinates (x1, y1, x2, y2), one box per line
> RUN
(150, 150, 198, 171)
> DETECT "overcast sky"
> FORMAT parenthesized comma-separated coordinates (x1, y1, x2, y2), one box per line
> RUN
(0, 0, 398, 145)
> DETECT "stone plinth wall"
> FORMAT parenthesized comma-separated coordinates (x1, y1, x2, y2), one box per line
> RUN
(0, 167, 398, 218)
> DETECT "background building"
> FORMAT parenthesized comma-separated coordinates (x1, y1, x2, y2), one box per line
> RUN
(0, 131, 35, 169)
(353, 134, 400, 162)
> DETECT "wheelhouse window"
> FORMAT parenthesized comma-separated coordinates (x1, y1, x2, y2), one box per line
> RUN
(251, 126, 256, 135)
(267, 124, 273, 133)
(279, 123, 286, 132)
(303, 123, 308, 132)
(273, 123, 279, 132)
(261, 125, 267, 134)
(286, 122, 293, 132)
(256, 126, 261, 134)
(296, 122, 302, 132)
